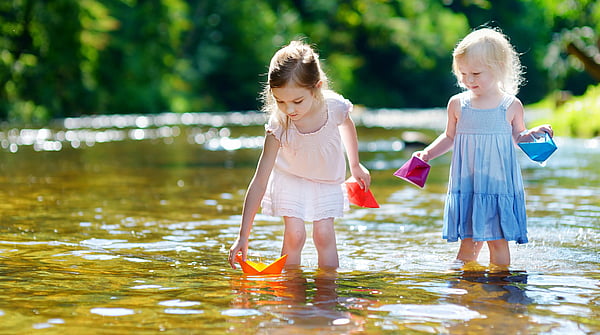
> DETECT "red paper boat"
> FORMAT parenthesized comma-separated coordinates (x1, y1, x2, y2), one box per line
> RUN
(236, 254, 287, 275)
(393, 156, 431, 188)
(346, 181, 380, 208)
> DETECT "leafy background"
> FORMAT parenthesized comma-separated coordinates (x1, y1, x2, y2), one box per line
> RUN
(0, 0, 598, 128)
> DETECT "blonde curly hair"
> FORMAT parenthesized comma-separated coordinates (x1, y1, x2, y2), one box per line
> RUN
(452, 28, 524, 95)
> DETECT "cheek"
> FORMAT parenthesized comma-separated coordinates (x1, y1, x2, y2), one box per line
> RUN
(300, 101, 311, 110)
(277, 102, 290, 111)
(303, 97, 316, 109)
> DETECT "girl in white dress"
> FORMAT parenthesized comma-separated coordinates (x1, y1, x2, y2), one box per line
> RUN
(228, 40, 371, 269)
(413, 28, 553, 270)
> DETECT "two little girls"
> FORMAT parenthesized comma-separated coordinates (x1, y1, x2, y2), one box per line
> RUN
(229, 28, 552, 271)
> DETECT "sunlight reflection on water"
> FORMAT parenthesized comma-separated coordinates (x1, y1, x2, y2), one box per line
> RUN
(0, 110, 598, 334)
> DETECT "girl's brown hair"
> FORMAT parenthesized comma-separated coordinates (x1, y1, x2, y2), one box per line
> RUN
(260, 40, 328, 132)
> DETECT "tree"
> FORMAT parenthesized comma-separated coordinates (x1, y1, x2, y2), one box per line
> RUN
(0, 0, 92, 122)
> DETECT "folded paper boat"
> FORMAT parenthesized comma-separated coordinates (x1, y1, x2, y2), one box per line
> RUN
(393, 156, 431, 188)
(346, 180, 380, 208)
(517, 132, 557, 163)
(236, 254, 287, 275)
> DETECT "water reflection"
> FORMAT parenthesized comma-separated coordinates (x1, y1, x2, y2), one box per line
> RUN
(0, 111, 267, 153)
(443, 269, 533, 334)
(229, 268, 366, 334)
(455, 269, 532, 304)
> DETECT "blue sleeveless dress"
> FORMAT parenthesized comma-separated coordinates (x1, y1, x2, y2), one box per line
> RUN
(443, 92, 528, 244)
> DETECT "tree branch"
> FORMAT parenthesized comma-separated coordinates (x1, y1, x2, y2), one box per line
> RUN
(566, 41, 600, 82)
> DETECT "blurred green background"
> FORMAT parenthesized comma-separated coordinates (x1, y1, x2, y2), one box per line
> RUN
(1, 0, 598, 136)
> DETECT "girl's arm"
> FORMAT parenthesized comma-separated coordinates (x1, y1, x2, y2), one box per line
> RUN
(339, 114, 371, 190)
(414, 96, 460, 162)
(228, 133, 280, 269)
(508, 98, 554, 143)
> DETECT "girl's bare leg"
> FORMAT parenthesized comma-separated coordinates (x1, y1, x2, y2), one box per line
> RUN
(312, 217, 339, 268)
(487, 239, 510, 267)
(456, 238, 484, 263)
(282, 216, 306, 266)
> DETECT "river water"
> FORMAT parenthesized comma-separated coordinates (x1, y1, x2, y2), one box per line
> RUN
(0, 110, 598, 334)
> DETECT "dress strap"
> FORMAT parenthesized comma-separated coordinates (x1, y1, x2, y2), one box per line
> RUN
(459, 91, 471, 109)
(499, 95, 515, 111)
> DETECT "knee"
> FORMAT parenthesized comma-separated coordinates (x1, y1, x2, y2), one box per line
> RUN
(313, 227, 336, 249)
(313, 233, 333, 250)
(285, 229, 306, 249)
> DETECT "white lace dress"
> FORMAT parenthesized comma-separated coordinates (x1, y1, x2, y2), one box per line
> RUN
(261, 91, 351, 221)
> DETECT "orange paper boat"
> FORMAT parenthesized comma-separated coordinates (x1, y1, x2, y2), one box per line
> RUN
(236, 254, 287, 275)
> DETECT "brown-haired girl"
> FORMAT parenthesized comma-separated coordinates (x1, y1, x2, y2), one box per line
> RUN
(229, 41, 370, 269)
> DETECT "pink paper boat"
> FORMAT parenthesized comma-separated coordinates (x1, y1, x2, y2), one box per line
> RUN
(393, 156, 431, 188)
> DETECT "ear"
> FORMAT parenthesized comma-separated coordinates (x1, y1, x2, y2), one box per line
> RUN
(311, 80, 324, 98)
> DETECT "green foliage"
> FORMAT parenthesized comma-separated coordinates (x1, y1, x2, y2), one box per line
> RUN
(544, 27, 599, 93)
(319, 0, 470, 107)
(534, 0, 600, 93)
(0, 0, 597, 127)
(94, 0, 189, 114)
(538, 85, 600, 138)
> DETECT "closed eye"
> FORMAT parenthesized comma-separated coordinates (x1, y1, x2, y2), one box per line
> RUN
(275, 99, 303, 104)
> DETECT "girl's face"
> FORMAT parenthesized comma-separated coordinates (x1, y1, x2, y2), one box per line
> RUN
(456, 58, 498, 96)
(271, 83, 321, 121)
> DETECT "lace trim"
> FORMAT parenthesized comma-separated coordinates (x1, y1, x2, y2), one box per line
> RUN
(262, 207, 345, 221)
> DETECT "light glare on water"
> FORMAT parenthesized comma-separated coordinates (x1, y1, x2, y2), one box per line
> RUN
(0, 110, 598, 334)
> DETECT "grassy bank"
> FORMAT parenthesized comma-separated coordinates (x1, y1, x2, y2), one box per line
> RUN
(530, 84, 600, 138)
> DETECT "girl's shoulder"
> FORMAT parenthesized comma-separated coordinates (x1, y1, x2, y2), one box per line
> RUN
(505, 95, 524, 121)
(265, 113, 286, 141)
(324, 90, 352, 109)
(450, 91, 470, 106)
(505, 95, 522, 108)
(324, 90, 352, 124)
(446, 92, 465, 111)
(449, 92, 465, 103)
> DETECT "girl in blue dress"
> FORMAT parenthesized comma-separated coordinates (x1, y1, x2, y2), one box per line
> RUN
(413, 28, 553, 270)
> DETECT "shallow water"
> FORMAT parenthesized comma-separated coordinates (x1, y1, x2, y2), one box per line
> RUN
(0, 111, 598, 334)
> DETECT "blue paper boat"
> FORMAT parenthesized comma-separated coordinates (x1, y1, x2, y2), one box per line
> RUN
(517, 132, 557, 163)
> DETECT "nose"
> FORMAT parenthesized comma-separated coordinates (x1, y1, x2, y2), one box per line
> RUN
(286, 104, 294, 115)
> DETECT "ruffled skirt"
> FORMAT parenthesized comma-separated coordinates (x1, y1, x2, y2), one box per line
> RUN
(443, 133, 528, 244)
(261, 169, 349, 221)
(443, 192, 528, 244)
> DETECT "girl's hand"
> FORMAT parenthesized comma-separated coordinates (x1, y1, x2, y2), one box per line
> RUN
(414, 150, 430, 162)
(529, 124, 554, 137)
(350, 163, 371, 190)
(228, 238, 248, 269)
